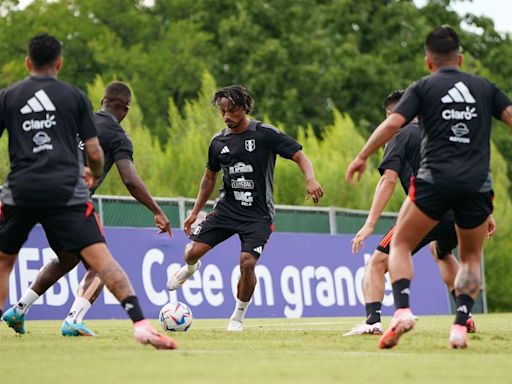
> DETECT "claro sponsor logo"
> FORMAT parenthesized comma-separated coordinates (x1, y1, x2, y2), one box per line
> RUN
(442, 106, 477, 121)
(22, 113, 57, 131)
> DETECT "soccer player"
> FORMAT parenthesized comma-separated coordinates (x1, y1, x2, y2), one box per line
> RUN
(344, 90, 494, 336)
(167, 85, 324, 331)
(0, 33, 176, 349)
(2, 82, 172, 337)
(346, 26, 512, 349)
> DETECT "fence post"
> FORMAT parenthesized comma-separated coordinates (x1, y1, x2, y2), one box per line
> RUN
(178, 197, 186, 228)
(328, 207, 337, 235)
(98, 196, 104, 225)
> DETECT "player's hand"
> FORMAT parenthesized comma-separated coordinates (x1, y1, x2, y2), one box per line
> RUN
(305, 178, 324, 204)
(183, 212, 199, 236)
(155, 212, 172, 236)
(487, 215, 496, 239)
(346, 156, 366, 186)
(83, 166, 97, 190)
(351, 223, 375, 254)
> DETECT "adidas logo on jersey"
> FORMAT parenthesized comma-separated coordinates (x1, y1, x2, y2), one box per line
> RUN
(441, 82, 476, 104)
(221, 145, 230, 154)
(253, 246, 263, 255)
(20, 89, 56, 114)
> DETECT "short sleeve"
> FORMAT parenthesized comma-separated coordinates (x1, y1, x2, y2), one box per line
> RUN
(394, 81, 421, 123)
(264, 124, 302, 159)
(77, 91, 98, 141)
(491, 83, 512, 119)
(378, 130, 408, 176)
(111, 134, 134, 162)
(206, 138, 221, 172)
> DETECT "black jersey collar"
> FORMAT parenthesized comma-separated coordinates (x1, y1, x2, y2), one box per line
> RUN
(438, 66, 460, 73)
(224, 119, 257, 136)
(97, 110, 119, 123)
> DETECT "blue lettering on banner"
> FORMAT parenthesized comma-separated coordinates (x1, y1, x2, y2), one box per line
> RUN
(10, 226, 450, 320)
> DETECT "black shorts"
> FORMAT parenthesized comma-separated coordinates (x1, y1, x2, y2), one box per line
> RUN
(0, 201, 105, 254)
(410, 177, 494, 229)
(377, 219, 457, 260)
(189, 212, 273, 258)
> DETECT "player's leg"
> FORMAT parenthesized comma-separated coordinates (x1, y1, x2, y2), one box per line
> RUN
(228, 220, 273, 331)
(48, 203, 176, 349)
(0, 204, 39, 334)
(167, 241, 210, 290)
(379, 197, 439, 348)
(62, 268, 104, 336)
(344, 247, 389, 336)
(167, 214, 233, 291)
(448, 222, 486, 348)
(448, 190, 492, 348)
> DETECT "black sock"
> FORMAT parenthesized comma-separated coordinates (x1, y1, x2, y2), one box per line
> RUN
(0, 308, 3, 319)
(365, 302, 382, 324)
(121, 296, 145, 323)
(451, 289, 457, 302)
(392, 279, 411, 309)
(454, 294, 474, 326)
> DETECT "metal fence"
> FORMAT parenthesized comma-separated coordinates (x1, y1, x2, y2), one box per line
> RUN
(91, 194, 399, 235)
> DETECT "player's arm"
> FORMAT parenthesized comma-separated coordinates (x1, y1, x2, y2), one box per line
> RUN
(184, 168, 218, 235)
(115, 158, 171, 236)
(291, 150, 324, 204)
(346, 113, 406, 185)
(84, 137, 104, 187)
(501, 105, 512, 129)
(351, 169, 398, 253)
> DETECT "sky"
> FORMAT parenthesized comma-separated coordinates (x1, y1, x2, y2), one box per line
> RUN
(15, 0, 512, 34)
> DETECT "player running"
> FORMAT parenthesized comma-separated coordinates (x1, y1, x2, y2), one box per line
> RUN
(344, 90, 494, 336)
(2, 82, 172, 337)
(346, 26, 512, 349)
(0, 33, 175, 349)
(167, 85, 324, 331)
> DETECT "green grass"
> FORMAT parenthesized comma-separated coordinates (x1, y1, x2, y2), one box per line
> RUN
(1, 314, 511, 384)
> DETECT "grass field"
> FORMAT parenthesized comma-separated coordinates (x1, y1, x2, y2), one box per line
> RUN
(1, 313, 511, 384)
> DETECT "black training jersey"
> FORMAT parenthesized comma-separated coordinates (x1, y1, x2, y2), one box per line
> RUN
(0, 76, 97, 206)
(394, 67, 512, 192)
(90, 111, 133, 192)
(378, 122, 421, 195)
(207, 120, 302, 222)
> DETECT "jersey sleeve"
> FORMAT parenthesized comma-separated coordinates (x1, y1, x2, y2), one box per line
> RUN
(264, 125, 303, 159)
(491, 83, 512, 119)
(394, 81, 421, 123)
(378, 130, 407, 176)
(77, 91, 98, 141)
(206, 138, 221, 172)
(111, 134, 134, 162)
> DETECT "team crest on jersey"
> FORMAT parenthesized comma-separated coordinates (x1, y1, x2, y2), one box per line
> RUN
(245, 139, 256, 152)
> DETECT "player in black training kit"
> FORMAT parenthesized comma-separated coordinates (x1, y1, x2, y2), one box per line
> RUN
(167, 85, 324, 331)
(0, 33, 175, 349)
(347, 27, 512, 349)
(344, 90, 495, 336)
(4, 82, 172, 337)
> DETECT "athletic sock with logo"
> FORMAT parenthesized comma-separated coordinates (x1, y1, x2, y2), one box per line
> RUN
(365, 302, 382, 324)
(392, 279, 411, 309)
(15, 289, 40, 315)
(230, 299, 250, 323)
(65, 296, 92, 323)
(121, 296, 145, 323)
(454, 294, 474, 326)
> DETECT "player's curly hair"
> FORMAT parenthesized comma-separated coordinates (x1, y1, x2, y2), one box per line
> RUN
(383, 90, 404, 109)
(28, 33, 62, 68)
(211, 85, 254, 114)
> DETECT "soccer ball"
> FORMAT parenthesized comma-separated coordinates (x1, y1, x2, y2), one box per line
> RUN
(159, 302, 193, 332)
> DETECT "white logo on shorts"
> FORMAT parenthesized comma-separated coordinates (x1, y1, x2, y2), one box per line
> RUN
(192, 225, 202, 235)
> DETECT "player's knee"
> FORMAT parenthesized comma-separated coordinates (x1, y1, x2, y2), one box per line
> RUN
(369, 251, 388, 272)
(184, 242, 203, 264)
